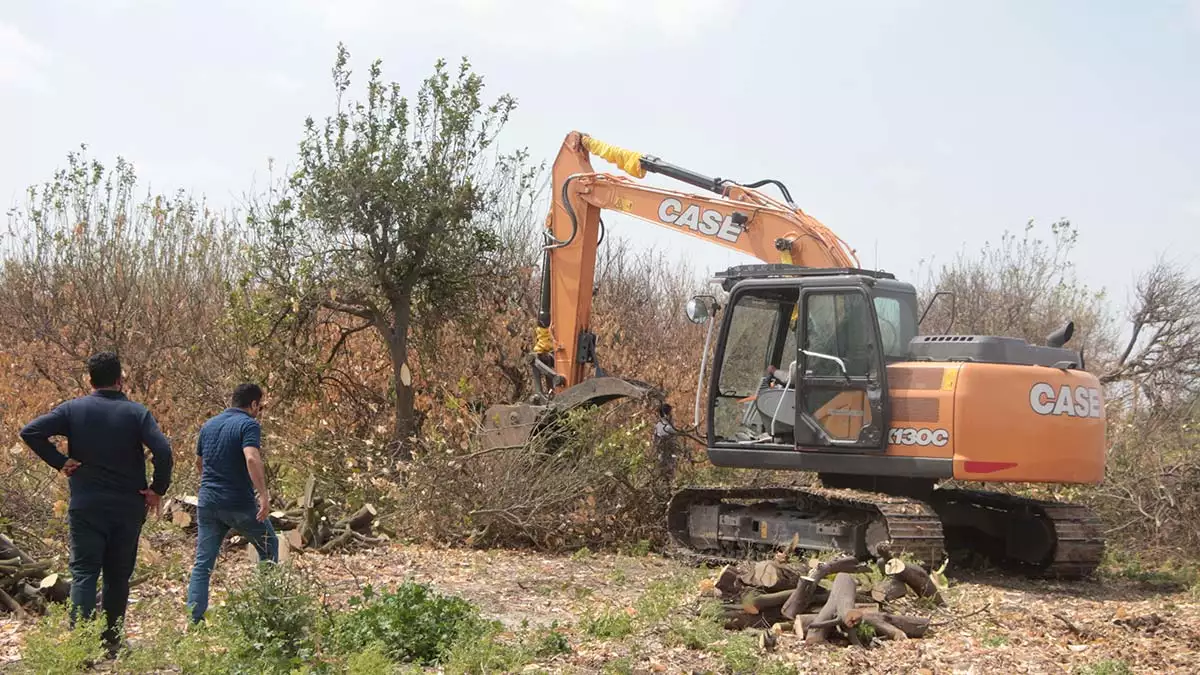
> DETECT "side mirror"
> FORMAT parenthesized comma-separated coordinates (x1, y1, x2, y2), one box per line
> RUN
(685, 295, 718, 324)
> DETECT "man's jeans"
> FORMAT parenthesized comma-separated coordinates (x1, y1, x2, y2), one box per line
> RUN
(68, 505, 145, 648)
(185, 505, 278, 622)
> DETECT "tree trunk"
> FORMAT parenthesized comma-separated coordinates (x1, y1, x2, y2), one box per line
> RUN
(385, 293, 415, 460)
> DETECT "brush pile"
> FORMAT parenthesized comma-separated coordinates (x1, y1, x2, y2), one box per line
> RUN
(0, 534, 69, 617)
(162, 475, 388, 555)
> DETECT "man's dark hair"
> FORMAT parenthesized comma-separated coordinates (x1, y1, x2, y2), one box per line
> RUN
(231, 383, 264, 409)
(87, 351, 123, 388)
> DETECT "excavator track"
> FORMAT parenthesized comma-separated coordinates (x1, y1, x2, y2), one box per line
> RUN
(928, 488, 1105, 579)
(665, 485, 946, 569)
(664, 484, 1105, 579)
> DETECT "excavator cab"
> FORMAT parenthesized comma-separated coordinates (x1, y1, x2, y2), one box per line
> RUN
(688, 265, 918, 460)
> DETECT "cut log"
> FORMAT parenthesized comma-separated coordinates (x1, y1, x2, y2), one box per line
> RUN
(743, 589, 793, 613)
(884, 558, 944, 605)
(875, 613, 930, 638)
(722, 604, 784, 630)
(739, 559, 802, 593)
(0, 534, 35, 565)
(284, 529, 305, 551)
(804, 573, 858, 644)
(338, 504, 378, 534)
(782, 555, 869, 619)
(317, 529, 353, 554)
(842, 609, 927, 640)
(793, 613, 819, 635)
(0, 588, 28, 618)
(715, 565, 743, 596)
(871, 576, 908, 603)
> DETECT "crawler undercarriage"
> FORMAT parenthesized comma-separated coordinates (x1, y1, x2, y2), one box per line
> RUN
(665, 480, 1105, 577)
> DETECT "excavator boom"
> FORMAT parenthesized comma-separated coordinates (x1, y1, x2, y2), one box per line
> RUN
(538, 130, 858, 390)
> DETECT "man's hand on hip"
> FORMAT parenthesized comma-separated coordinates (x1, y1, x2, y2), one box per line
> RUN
(256, 494, 270, 522)
(61, 458, 81, 477)
(139, 488, 162, 516)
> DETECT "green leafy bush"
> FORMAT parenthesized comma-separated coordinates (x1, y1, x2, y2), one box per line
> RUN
(332, 581, 482, 666)
(218, 562, 328, 672)
(14, 604, 108, 675)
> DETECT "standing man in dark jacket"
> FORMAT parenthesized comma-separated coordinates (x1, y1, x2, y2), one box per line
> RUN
(186, 382, 278, 624)
(19, 351, 174, 655)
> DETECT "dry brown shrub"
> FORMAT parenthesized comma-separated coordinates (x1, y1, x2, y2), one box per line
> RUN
(396, 401, 671, 551)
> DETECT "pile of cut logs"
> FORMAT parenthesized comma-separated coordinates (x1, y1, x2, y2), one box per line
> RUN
(0, 533, 69, 618)
(162, 476, 387, 555)
(706, 545, 945, 648)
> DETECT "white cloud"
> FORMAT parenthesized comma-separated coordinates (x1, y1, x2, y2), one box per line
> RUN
(0, 21, 51, 91)
(298, 0, 741, 51)
(1191, 0, 1200, 31)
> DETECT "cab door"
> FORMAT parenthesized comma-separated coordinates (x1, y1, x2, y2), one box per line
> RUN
(793, 283, 889, 450)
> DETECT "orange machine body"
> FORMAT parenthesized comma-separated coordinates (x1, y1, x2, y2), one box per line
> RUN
(812, 362, 1106, 484)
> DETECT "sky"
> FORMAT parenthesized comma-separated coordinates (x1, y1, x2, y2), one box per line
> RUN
(1, 0, 1198, 319)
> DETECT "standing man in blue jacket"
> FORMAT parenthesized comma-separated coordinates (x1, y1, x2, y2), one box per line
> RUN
(186, 382, 278, 624)
(19, 351, 174, 656)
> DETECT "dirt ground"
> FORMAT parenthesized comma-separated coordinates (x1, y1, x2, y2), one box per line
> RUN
(2, 541, 1198, 673)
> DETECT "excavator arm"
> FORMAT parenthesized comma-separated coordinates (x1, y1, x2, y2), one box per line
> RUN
(480, 130, 862, 451)
(539, 130, 861, 389)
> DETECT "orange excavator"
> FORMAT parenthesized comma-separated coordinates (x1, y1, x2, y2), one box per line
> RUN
(480, 131, 1106, 578)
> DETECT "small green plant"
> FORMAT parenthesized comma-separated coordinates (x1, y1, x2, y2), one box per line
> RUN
(601, 656, 635, 674)
(581, 606, 635, 639)
(346, 642, 398, 674)
(332, 580, 482, 666)
(664, 599, 726, 650)
(717, 632, 760, 673)
(531, 623, 572, 657)
(621, 539, 652, 557)
(982, 633, 1009, 647)
(14, 604, 108, 675)
(1076, 659, 1134, 675)
(757, 659, 800, 675)
(219, 562, 326, 672)
(442, 620, 531, 674)
(634, 577, 689, 625)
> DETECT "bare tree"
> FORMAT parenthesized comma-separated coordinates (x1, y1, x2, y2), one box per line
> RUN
(1100, 259, 1200, 409)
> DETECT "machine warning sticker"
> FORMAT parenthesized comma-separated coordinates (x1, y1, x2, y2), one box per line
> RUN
(888, 427, 949, 447)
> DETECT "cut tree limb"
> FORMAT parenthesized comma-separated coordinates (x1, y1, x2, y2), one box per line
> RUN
(337, 504, 378, 534)
(884, 558, 944, 605)
(804, 573, 858, 644)
(0, 588, 28, 619)
(782, 555, 870, 619)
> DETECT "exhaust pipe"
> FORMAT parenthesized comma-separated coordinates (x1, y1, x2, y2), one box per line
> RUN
(1046, 321, 1075, 348)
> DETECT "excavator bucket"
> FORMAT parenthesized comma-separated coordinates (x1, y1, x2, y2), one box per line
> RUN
(478, 376, 665, 452)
